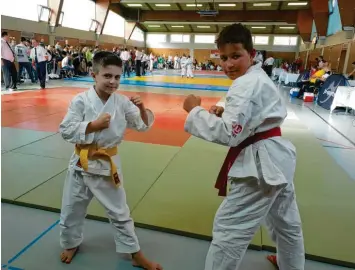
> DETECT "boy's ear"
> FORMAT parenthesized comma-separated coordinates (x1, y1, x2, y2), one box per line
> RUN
(91, 71, 96, 79)
(250, 49, 256, 59)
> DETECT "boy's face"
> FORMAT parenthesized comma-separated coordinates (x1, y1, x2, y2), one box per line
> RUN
(92, 65, 122, 95)
(219, 43, 255, 80)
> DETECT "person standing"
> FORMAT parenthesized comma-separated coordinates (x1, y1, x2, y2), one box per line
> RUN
(30, 39, 48, 89)
(15, 37, 35, 83)
(1, 31, 17, 91)
(120, 48, 131, 78)
(135, 47, 143, 77)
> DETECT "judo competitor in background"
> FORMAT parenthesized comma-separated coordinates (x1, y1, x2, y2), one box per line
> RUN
(183, 23, 305, 270)
(174, 54, 179, 69)
(180, 54, 187, 78)
(58, 51, 162, 270)
(186, 55, 194, 78)
(149, 52, 154, 73)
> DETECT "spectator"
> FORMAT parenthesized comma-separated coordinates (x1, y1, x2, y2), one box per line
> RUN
(1, 31, 17, 91)
(15, 37, 35, 83)
(30, 38, 48, 89)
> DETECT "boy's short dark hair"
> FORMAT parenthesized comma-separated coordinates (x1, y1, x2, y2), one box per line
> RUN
(2, 31, 8, 37)
(215, 23, 253, 53)
(92, 51, 122, 73)
(21, 37, 26, 42)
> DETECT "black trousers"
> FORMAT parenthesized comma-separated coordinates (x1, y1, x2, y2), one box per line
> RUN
(36, 61, 47, 89)
(2, 59, 17, 89)
(135, 60, 141, 76)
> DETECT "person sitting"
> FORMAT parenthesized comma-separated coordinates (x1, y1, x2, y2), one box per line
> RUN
(297, 61, 330, 98)
(61, 52, 75, 77)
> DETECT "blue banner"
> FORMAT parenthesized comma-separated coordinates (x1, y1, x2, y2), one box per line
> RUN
(317, 74, 348, 110)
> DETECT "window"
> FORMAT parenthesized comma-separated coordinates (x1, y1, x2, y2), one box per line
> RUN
(147, 34, 166, 43)
(194, 35, 215, 44)
(170, 34, 190, 43)
(130, 27, 144, 42)
(273, 36, 298, 46)
(103, 10, 124, 37)
(1, 0, 48, 21)
(62, 0, 95, 31)
(253, 36, 269, 45)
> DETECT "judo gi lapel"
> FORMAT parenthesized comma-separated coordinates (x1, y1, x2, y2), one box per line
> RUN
(87, 87, 105, 116)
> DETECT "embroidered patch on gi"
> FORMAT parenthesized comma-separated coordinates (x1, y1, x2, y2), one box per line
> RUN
(232, 123, 243, 137)
(76, 159, 82, 168)
(113, 172, 120, 185)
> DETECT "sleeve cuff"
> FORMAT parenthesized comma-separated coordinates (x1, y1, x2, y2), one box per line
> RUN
(79, 121, 95, 144)
(184, 106, 204, 133)
(145, 108, 155, 128)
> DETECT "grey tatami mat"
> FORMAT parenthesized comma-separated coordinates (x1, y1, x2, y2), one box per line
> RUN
(2, 204, 352, 270)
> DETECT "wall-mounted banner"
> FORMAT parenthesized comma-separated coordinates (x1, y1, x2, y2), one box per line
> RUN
(210, 49, 220, 59)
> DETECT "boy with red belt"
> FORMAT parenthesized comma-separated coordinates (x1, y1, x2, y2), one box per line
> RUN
(183, 23, 305, 270)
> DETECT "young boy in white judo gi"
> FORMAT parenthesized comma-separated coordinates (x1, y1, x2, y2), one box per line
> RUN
(183, 23, 305, 270)
(186, 55, 194, 79)
(59, 51, 162, 270)
(180, 54, 187, 78)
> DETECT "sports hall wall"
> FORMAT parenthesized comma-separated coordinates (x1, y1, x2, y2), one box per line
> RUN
(1, 15, 145, 50)
(298, 30, 354, 74)
(146, 33, 299, 64)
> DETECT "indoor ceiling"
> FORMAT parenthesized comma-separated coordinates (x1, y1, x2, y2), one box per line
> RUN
(111, 0, 311, 35)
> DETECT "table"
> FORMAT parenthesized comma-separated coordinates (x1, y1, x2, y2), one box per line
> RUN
(278, 71, 300, 85)
(330, 86, 355, 112)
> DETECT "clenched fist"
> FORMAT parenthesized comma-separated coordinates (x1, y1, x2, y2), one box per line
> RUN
(95, 113, 111, 130)
(209, 105, 224, 117)
(130, 96, 145, 109)
(183, 94, 201, 113)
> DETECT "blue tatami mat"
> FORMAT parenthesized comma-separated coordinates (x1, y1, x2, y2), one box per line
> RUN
(65, 77, 229, 92)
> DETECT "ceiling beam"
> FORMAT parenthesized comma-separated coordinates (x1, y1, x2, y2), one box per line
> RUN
(163, 24, 169, 32)
(48, 0, 64, 27)
(145, 3, 154, 11)
(243, 2, 246, 11)
(297, 9, 313, 42)
(310, 0, 329, 37)
(189, 24, 194, 32)
(95, 0, 110, 35)
(110, 3, 139, 22)
(337, 0, 355, 27)
(176, 3, 183, 11)
(140, 10, 299, 24)
(277, 1, 282, 10)
(216, 25, 220, 34)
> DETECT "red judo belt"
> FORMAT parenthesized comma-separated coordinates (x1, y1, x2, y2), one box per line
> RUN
(215, 127, 282, 196)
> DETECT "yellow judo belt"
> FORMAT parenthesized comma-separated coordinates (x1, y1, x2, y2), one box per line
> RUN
(75, 144, 120, 187)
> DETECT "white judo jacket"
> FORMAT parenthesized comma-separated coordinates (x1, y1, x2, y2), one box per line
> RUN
(59, 87, 154, 179)
(184, 63, 296, 186)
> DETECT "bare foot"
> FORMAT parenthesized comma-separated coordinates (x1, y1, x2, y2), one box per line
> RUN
(60, 247, 79, 264)
(132, 251, 163, 270)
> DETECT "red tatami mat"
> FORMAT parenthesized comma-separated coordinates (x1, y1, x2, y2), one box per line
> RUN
(1, 88, 221, 146)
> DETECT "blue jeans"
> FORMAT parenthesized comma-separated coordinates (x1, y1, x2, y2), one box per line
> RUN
(18, 62, 35, 83)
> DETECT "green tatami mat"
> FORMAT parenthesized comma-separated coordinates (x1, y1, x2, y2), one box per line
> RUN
(12, 133, 74, 159)
(1, 127, 56, 152)
(1, 152, 68, 200)
(15, 141, 180, 217)
(261, 127, 355, 264)
(131, 136, 262, 246)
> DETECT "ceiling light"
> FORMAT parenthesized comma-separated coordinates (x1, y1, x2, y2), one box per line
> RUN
(279, 26, 295, 29)
(197, 26, 211, 28)
(288, 2, 308, 6)
(148, 25, 161, 28)
(155, 4, 171, 7)
(218, 4, 236, 7)
(127, 4, 142, 7)
(252, 26, 266, 29)
(186, 4, 202, 7)
(253, 3, 272, 6)
(171, 26, 184, 28)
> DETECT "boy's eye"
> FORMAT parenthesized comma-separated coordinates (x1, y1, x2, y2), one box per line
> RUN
(232, 55, 240, 59)
(115, 75, 121, 80)
(220, 56, 227, 61)
(104, 74, 112, 79)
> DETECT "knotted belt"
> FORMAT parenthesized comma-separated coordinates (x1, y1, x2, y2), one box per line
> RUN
(215, 127, 282, 196)
(75, 144, 120, 187)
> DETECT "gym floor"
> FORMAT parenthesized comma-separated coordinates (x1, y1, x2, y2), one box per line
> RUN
(1, 70, 355, 269)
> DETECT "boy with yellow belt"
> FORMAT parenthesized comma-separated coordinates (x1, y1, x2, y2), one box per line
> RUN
(59, 51, 162, 270)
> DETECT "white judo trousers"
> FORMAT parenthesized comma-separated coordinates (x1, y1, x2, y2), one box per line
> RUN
(204, 178, 304, 270)
(59, 86, 154, 254)
(184, 62, 305, 270)
(60, 169, 140, 253)
(186, 65, 194, 78)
